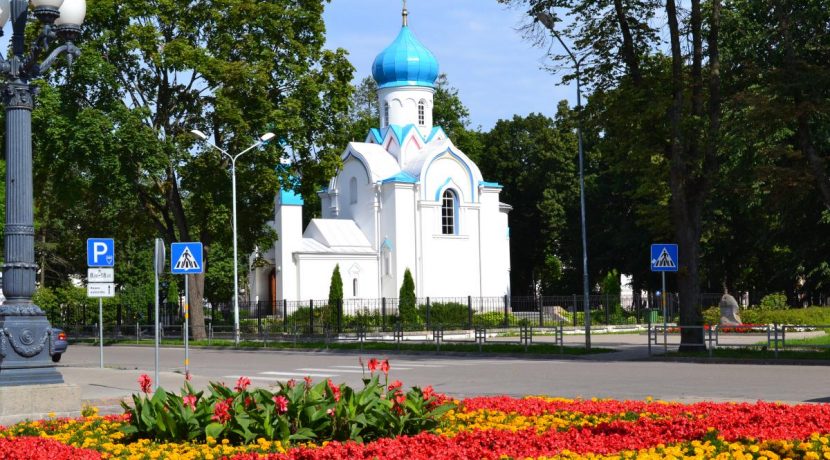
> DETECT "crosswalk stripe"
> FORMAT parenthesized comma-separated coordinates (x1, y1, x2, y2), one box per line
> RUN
(223, 375, 281, 382)
(260, 371, 338, 378)
(297, 368, 370, 374)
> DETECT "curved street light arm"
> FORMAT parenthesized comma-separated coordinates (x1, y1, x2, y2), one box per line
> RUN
(35, 42, 79, 76)
(235, 140, 264, 160)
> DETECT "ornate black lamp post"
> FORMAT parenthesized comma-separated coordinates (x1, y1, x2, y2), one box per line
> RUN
(0, 0, 85, 386)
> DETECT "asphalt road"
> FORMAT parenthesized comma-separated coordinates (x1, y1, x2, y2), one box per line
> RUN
(59, 343, 830, 405)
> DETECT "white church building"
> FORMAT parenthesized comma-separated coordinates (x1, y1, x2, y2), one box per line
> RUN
(249, 9, 511, 305)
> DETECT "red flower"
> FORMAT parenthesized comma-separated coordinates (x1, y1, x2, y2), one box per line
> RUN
(422, 385, 435, 401)
(286, 379, 296, 389)
(326, 408, 335, 417)
(273, 395, 289, 414)
(380, 359, 390, 374)
(245, 396, 254, 408)
(182, 394, 197, 410)
(211, 398, 233, 424)
(394, 391, 406, 405)
(388, 380, 403, 391)
(367, 358, 379, 373)
(234, 376, 251, 392)
(304, 376, 313, 388)
(138, 374, 152, 394)
(328, 379, 342, 402)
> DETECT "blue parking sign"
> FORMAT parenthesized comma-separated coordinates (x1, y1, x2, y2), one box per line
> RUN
(650, 244, 678, 272)
(87, 238, 115, 267)
(171, 242, 203, 274)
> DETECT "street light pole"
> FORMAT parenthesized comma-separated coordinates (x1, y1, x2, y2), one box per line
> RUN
(191, 130, 274, 345)
(0, 0, 85, 385)
(535, 11, 592, 350)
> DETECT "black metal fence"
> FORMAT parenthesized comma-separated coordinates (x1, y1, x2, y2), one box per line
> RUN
(49, 291, 829, 335)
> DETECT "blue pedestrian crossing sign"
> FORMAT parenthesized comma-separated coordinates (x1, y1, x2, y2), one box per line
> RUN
(171, 242, 203, 274)
(87, 238, 115, 267)
(651, 244, 678, 272)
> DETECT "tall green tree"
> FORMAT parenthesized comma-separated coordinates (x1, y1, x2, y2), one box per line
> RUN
(398, 268, 417, 325)
(328, 264, 344, 305)
(479, 111, 578, 295)
(34, 0, 354, 338)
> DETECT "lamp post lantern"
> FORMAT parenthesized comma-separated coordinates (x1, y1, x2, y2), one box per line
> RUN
(535, 11, 592, 350)
(191, 130, 274, 345)
(0, 0, 85, 385)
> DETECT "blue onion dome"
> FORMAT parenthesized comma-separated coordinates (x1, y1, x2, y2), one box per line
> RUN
(372, 26, 439, 89)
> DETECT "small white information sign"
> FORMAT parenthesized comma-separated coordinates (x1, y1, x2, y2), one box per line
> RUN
(88, 268, 115, 283)
(87, 283, 116, 298)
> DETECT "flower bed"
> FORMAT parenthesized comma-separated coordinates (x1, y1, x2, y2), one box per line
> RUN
(2, 361, 830, 459)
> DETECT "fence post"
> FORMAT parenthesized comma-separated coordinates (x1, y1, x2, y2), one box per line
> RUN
(382, 298, 387, 331)
(257, 301, 263, 337)
(426, 297, 431, 330)
(605, 293, 609, 325)
(337, 299, 343, 333)
(538, 296, 543, 327)
(572, 294, 577, 328)
(283, 299, 288, 331)
(503, 295, 509, 328)
(467, 296, 473, 330)
(309, 300, 314, 334)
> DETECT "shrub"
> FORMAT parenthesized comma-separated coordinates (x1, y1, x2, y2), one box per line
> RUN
(398, 269, 418, 326)
(419, 302, 468, 327)
(121, 363, 454, 446)
(758, 293, 788, 310)
(473, 312, 517, 328)
(328, 265, 343, 306)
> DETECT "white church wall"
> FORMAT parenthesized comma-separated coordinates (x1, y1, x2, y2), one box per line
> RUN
(275, 203, 303, 301)
(295, 255, 379, 301)
(337, 158, 377, 247)
(390, 183, 417, 297)
(417, 201, 482, 298)
(378, 184, 399, 298)
(478, 189, 511, 297)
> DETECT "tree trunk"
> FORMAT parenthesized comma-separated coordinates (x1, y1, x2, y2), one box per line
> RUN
(188, 272, 207, 340)
(612, 0, 642, 85)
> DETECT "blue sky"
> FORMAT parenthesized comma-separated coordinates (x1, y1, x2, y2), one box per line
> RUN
(323, 0, 575, 130)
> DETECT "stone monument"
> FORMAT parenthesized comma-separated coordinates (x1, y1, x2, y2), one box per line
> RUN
(719, 293, 742, 326)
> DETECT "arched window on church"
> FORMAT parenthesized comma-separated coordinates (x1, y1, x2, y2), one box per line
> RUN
(383, 102, 390, 126)
(353, 278, 359, 297)
(349, 177, 358, 205)
(418, 99, 426, 126)
(441, 189, 457, 235)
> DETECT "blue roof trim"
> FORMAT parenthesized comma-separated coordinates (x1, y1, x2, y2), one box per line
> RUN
(369, 128, 383, 144)
(381, 237, 393, 251)
(375, 123, 444, 148)
(479, 181, 503, 189)
(381, 171, 418, 184)
(426, 126, 445, 142)
(279, 189, 304, 206)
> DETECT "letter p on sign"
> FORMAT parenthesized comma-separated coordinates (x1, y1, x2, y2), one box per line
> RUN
(87, 238, 115, 267)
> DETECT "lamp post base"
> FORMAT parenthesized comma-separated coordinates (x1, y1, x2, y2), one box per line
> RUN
(0, 308, 65, 386)
(0, 383, 81, 425)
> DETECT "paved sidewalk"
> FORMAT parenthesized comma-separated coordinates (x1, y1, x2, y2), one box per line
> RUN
(57, 366, 214, 414)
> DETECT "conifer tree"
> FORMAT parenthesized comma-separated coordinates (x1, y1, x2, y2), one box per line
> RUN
(398, 268, 417, 326)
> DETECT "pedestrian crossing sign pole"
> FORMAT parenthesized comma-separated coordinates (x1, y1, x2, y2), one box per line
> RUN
(171, 242, 204, 379)
(651, 243, 678, 352)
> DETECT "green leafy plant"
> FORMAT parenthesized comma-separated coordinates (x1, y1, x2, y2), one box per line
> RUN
(758, 293, 788, 311)
(120, 359, 454, 446)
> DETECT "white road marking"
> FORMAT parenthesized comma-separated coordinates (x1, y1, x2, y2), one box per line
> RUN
(223, 375, 282, 382)
(297, 368, 368, 374)
(260, 371, 338, 378)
